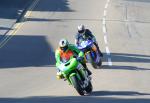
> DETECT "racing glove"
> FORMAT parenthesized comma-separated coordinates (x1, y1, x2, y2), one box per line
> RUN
(76, 56, 84, 62)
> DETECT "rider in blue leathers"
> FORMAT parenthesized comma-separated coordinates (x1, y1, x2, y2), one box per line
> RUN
(75, 24, 103, 57)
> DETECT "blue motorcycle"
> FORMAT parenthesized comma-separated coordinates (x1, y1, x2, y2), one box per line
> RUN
(77, 40, 102, 69)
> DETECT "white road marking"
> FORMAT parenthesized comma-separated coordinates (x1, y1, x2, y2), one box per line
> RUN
(102, 19, 106, 25)
(104, 35, 108, 44)
(102, 0, 112, 66)
(103, 25, 107, 34)
(102, 17, 106, 25)
(105, 3, 108, 9)
(105, 46, 110, 55)
(103, 10, 107, 17)
(108, 58, 112, 66)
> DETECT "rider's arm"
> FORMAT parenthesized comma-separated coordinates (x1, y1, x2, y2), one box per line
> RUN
(86, 29, 94, 37)
(86, 29, 96, 42)
(55, 49, 61, 68)
(75, 39, 78, 46)
(69, 44, 84, 57)
(75, 34, 79, 46)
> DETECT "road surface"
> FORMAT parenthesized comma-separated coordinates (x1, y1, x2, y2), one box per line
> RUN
(0, 0, 32, 39)
(0, 0, 150, 103)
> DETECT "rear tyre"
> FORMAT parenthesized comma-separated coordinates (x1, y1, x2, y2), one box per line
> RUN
(92, 62, 97, 69)
(89, 52, 97, 69)
(98, 59, 102, 67)
(95, 50, 103, 69)
(71, 76, 84, 96)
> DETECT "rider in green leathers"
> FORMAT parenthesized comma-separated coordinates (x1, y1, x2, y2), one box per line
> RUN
(55, 38, 91, 79)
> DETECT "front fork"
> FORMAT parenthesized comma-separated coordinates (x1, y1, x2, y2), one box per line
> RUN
(67, 63, 90, 88)
(77, 63, 91, 88)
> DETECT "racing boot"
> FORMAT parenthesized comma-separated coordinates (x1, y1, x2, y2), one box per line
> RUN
(95, 43, 103, 57)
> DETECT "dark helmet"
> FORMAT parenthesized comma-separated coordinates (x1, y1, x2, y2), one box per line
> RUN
(77, 24, 85, 34)
(59, 38, 69, 52)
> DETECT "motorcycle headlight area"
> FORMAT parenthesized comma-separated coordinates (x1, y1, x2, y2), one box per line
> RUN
(58, 64, 68, 71)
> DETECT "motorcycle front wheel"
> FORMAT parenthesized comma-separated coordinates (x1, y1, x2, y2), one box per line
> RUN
(85, 81, 93, 94)
(70, 75, 84, 96)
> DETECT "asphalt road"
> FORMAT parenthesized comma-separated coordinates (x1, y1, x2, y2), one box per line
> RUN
(0, 0, 32, 39)
(0, 0, 150, 103)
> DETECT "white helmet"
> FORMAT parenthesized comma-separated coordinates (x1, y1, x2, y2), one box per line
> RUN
(77, 24, 85, 34)
(59, 38, 69, 51)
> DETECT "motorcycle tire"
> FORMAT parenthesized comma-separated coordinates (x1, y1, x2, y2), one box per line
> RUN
(70, 76, 84, 96)
(98, 59, 102, 67)
(85, 81, 93, 94)
(87, 52, 97, 69)
(92, 62, 97, 69)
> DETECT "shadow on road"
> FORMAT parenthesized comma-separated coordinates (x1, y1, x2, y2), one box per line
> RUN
(102, 65, 150, 70)
(0, 0, 32, 19)
(102, 53, 150, 63)
(0, 42, 150, 69)
(23, 0, 74, 22)
(0, 35, 55, 69)
(0, 27, 13, 39)
(0, 27, 12, 30)
(0, 94, 150, 103)
(91, 91, 150, 96)
(26, 18, 101, 22)
(33, 0, 73, 12)
(0, 0, 73, 20)
(100, 52, 150, 70)
(125, 0, 150, 2)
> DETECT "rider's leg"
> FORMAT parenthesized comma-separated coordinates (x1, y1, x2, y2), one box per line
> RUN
(93, 42, 103, 57)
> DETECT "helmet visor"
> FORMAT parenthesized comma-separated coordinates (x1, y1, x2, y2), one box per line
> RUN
(60, 46, 68, 52)
(78, 30, 85, 34)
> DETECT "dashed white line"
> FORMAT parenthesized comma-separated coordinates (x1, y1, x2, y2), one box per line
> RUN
(105, 3, 108, 9)
(102, 25, 107, 34)
(104, 35, 108, 44)
(108, 58, 112, 66)
(102, 0, 112, 66)
(105, 46, 110, 55)
(102, 20, 106, 25)
(103, 10, 107, 17)
(102, 17, 106, 25)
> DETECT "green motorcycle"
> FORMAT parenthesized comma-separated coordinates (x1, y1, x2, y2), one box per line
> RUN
(57, 56, 93, 95)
